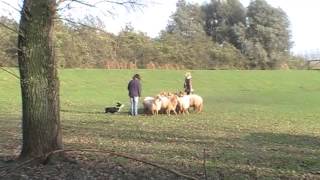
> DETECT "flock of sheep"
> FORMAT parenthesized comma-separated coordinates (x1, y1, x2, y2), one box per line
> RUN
(143, 92, 203, 115)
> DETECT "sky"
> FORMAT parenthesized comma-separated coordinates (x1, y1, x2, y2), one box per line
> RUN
(1, 0, 320, 55)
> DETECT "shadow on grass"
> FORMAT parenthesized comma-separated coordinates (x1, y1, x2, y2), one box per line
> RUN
(61, 109, 131, 115)
(62, 124, 320, 179)
(61, 109, 105, 115)
(238, 133, 320, 175)
(2, 115, 320, 179)
(60, 108, 145, 116)
(246, 132, 320, 149)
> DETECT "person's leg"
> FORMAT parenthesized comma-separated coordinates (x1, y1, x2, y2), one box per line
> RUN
(133, 96, 139, 115)
(130, 97, 134, 115)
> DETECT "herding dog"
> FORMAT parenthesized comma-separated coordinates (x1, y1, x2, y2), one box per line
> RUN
(105, 102, 124, 113)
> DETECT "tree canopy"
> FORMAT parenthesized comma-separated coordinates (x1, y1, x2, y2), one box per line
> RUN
(0, 0, 297, 70)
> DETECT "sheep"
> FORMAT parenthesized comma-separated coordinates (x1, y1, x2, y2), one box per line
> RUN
(157, 93, 179, 115)
(158, 94, 170, 114)
(189, 94, 203, 113)
(177, 95, 190, 114)
(152, 96, 162, 115)
(143, 97, 153, 114)
(166, 94, 178, 115)
(143, 96, 162, 115)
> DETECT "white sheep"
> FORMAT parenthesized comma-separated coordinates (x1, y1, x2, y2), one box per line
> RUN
(189, 94, 203, 113)
(143, 96, 162, 115)
(177, 95, 190, 114)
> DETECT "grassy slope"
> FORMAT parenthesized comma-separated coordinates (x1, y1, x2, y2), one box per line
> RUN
(1, 69, 320, 179)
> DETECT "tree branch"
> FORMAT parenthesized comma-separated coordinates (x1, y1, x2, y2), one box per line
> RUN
(55, 17, 111, 35)
(94, 0, 145, 7)
(0, 0, 21, 13)
(68, 0, 95, 7)
(0, 67, 20, 79)
(60, 0, 145, 11)
(57, 0, 67, 5)
(0, 22, 23, 37)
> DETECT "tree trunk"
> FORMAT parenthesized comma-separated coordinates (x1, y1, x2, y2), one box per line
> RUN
(18, 0, 63, 159)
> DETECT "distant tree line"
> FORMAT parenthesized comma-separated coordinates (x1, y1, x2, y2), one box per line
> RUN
(0, 0, 305, 69)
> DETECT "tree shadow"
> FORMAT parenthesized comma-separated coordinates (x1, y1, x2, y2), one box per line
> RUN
(65, 128, 320, 178)
(240, 132, 320, 175)
(3, 115, 320, 179)
(61, 107, 173, 116)
(246, 132, 320, 149)
(61, 109, 105, 115)
(61, 109, 134, 116)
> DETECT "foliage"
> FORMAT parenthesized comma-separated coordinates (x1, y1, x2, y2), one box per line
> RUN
(202, 0, 292, 69)
(166, 0, 206, 39)
(286, 55, 308, 70)
(160, 0, 247, 69)
(202, 0, 246, 46)
(0, 0, 296, 70)
(246, 0, 292, 68)
(0, 16, 18, 67)
(116, 25, 158, 68)
(54, 18, 116, 68)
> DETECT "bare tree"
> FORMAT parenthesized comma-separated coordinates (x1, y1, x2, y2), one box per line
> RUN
(16, 0, 143, 159)
(18, 0, 62, 159)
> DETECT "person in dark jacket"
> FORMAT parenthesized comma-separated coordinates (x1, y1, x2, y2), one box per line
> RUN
(184, 72, 193, 95)
(128, 74, 141, 116)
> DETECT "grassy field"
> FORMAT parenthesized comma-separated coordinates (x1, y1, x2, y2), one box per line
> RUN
(1, 69, 320, 179)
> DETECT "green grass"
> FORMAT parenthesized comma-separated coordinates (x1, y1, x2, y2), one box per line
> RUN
(1, 68, 320, 179)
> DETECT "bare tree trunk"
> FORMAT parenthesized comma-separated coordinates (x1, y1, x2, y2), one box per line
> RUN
(18, 0, 63, 159)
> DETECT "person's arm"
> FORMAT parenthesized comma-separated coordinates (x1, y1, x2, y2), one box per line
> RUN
(138, 81, 142, 97)
(190, 79, 194, 92)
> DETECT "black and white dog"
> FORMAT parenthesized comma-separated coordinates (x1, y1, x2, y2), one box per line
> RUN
(105, 102, 124, 113)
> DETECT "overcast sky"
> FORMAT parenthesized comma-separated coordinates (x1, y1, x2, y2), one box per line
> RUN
(1, 0, 319, 54)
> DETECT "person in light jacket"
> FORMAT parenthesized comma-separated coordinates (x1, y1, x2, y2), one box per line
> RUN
(128, 74, 141, 116)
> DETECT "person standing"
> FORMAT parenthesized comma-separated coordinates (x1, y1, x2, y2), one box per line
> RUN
(128, 74, 141, 116)
(184, 72, 193, 95)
